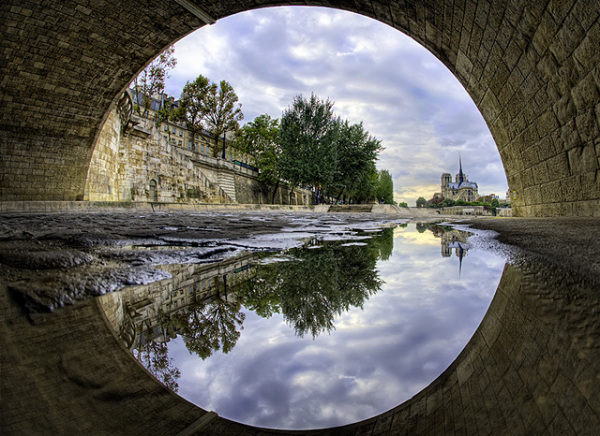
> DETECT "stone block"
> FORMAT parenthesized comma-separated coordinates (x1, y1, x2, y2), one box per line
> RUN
(571, 73, 600, 113)
(575, 109, 600, 145)
(524, 185, 542, 205)
(532, 12, 558, 55)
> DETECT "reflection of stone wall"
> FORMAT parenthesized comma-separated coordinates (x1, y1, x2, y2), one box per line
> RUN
(98, 253, 258, 350)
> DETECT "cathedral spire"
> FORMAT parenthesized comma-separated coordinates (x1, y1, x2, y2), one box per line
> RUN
(458, 154, 464, 184)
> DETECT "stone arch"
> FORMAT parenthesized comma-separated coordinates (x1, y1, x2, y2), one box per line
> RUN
(2, 1, 600, 215)
(149, 179, 158, 202)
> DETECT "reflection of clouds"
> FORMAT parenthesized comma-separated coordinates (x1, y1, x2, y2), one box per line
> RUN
(170, 224, 506, 429)
(393, 226, 440, 246)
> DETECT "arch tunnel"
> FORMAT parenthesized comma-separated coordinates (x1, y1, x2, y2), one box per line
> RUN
(1, 0, 600, 215)
(2, 1, 600, 435)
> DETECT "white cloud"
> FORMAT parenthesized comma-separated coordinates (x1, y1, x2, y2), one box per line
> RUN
(165, 6, 508, 206)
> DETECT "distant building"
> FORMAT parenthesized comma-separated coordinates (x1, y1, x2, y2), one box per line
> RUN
(130, 90, 250, 164)
(441, 158, 479, 202)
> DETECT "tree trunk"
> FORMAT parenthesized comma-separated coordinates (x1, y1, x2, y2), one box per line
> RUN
(270, 180, 280, 204)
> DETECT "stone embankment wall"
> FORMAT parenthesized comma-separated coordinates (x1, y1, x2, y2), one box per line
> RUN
(84, 100, 311, 206)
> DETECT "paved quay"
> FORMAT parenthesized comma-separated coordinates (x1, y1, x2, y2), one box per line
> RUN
(2, 208, 600, 435)
(462, 216, 600, 286)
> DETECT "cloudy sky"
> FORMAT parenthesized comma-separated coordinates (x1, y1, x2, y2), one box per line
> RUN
(164, 6, 509, 206)
(167, 224, 506, 429)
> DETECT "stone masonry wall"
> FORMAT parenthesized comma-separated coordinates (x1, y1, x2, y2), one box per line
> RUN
(2, 1, 600, 215)
(85, 103, 312, 205)
(83, 108, 121, 201)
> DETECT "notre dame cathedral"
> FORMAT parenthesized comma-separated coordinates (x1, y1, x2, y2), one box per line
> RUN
(441, 158, 479, 202)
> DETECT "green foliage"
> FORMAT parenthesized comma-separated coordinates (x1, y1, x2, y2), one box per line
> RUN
(375, 169, 394, 204)
(180, 75, 244, 157)
(203, 80, 244, 156)
(349, 162, 379, 203)
(233, 114, 281, 202)
(133, 321, 180, 392)
(180, 75, 211, 138)
(238, 236, 386, 338)
(332, 120, 382, 202)
(416, 196, 427, 208)
(166, 278, 245, 360)
(371, 227, 394, 261)
(277, 93, 385, 204)
(397, 202, 408, 207)
(278, 94, 339, 189)
(132, 46, 177, 116)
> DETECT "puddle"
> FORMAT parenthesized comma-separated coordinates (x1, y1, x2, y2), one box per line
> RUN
(99, 222, 508, 429)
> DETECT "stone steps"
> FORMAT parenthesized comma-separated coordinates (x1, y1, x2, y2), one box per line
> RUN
(218, 171, 236, 203)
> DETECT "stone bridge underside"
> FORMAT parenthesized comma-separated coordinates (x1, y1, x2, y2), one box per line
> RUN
(1, 1, 600, 216)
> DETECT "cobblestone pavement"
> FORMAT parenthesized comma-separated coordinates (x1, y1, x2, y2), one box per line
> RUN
(2, 212, 600, 435)
(0, 211, 408, 311)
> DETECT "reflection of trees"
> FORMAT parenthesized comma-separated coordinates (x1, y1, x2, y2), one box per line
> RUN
(144, 226, 392, 363)
(166, 277, 246, 360)
(239, 235, 386, 338)
(371, 227, 395, 261)
(132, 321, 180, 392)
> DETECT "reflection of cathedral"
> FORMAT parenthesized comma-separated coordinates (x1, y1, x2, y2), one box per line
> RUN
(441, 158, 479, 202)
(441, 230, 469, 274)
(425, 224, 470, 274)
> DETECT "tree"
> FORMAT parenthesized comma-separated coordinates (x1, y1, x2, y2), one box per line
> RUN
(416, 196, 427, 208)
(154, 97, 185, 144)
(349, 162, 379, 203)
(132, 46, 177, 116)
(333, 120, 382, 203)
(238, 239, 382, 339)
(203, 80, 244, 157)
(278, 94, 339, 191)
(132, 320, 180, 392)
(180, 76, 244, 157)
(180, 75, 211, 142)
(234, 114, 281, 203)
(375, 169, 394, 204)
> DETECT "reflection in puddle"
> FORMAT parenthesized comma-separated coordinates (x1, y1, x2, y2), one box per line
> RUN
(99, 223, 506, 429)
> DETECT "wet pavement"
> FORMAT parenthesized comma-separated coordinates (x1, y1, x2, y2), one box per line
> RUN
(2, 211, 600, 435)
(0, 211, 408, 311)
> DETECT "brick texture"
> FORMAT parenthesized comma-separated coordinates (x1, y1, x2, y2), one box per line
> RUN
(1, 0, 600, 213)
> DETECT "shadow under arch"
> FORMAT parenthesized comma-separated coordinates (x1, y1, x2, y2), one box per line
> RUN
(3, 255, 599, 434)
(1, 1, 600, 216)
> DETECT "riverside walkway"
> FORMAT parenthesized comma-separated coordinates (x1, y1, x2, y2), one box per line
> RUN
(2, 209, 600, 435)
